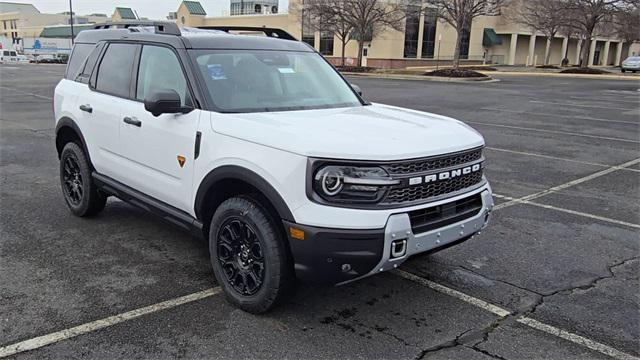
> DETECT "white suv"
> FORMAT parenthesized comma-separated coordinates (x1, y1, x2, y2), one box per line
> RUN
(54, 22, 493, 313)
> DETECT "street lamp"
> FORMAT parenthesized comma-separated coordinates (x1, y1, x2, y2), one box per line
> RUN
(69, 0, 75, 45)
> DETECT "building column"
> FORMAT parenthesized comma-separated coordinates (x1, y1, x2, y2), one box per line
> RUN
(614, 41, 624, 66)
(560, 37, 569, 61)
(588, 39, 596, 66)
(575, 40, 582, 65)
(416, 13, 425, 59)
(508, 33, 518, 65)
(528, 34, 536, 66)
(601, 40, 610, 66)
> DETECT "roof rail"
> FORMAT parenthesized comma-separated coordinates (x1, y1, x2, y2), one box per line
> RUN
(197, 26, 297, 41)
(93, 21, 181, 36)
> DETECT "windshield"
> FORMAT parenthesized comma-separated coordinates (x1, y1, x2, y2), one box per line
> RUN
(192, 50, 362, 113)
(625, 56, 640, 61)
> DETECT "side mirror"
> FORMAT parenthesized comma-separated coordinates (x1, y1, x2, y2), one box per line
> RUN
(351, 83, 363, 97)
(144, 89, 193, 117)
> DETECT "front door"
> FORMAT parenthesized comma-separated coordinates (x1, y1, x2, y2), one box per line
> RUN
(118, 44, 201, 213)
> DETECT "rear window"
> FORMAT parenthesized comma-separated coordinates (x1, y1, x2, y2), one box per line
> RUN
(2, 51, 9, 56)
(66, 43, 94, 80)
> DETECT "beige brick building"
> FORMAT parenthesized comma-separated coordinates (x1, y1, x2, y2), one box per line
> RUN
(173, 0, 639, 69)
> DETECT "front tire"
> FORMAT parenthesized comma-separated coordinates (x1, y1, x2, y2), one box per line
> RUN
(209, 195, 293, 313)
(60, 142, 106, 217)
(621, 69, 626, 73)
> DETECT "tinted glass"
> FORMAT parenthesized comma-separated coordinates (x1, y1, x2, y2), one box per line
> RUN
(193, 50, 361, 113)
(76, 43, 104, 83)
(136, 45, 192, 106)
(95, 43, 136, 98)
(66, 43, 93, 80)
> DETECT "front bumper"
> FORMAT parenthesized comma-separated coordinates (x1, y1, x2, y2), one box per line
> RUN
(284, 189, 494, 284)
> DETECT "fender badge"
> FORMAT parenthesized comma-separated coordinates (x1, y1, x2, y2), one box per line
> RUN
(177, 156, 186, 168)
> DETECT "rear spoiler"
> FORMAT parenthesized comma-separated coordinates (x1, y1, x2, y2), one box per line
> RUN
(197, 26, 297, 41)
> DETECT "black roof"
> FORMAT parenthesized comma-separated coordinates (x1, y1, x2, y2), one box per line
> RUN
(74, 21, 312, 52)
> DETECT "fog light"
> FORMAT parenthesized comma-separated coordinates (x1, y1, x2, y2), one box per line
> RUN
(341, 264, 352, 272)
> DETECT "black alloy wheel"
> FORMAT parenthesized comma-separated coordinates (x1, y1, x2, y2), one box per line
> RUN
(62, 154, 84, 205)
(217, 218, 265, 296)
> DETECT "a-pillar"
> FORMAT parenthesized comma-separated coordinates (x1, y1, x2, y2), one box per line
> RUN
(528, 34, 536, 66)
(601, 40, 610, 66)
(508, 33, 518, 65)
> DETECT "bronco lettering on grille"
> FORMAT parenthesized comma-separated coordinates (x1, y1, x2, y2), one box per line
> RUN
(409, 163, 482, 186)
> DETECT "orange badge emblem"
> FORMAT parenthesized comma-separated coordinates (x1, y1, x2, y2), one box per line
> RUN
(177, 156, 186, 168)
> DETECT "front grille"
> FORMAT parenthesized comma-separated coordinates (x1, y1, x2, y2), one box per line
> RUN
(408, 193, 483, 234)
(383, 171, 483, 204)
(383, 148, 483, 175)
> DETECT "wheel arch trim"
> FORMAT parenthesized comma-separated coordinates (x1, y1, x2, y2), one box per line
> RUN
(55, 117, 92, 166)
(194, 165, 295, 223)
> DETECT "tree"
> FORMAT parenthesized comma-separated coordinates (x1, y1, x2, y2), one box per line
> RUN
(565, 0, 629, 67)
(430, 0, 507, 68)
(341, 0, 409, 67)
(510, 0, 569, 65)
(613, 3, 640, 45)
(299, 0, 355, 66)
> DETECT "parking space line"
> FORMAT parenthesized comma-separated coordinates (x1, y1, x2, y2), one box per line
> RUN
(495, 158, 640, 211)
(393, 269, 640, 360)
(480, 108, 638, 125)
(486, 147, 640, 173)
(569, 96, 640, 104)
(392, 269, 512, 317)
(487, 107, 640, 124)
(468, 121, 640, 144)
(493, 193, 640, 229)
(0, 86, 53, 101)
(516, 317, 640, 360)
(530, 100, 639, 111)
(0, 287, 222, 358)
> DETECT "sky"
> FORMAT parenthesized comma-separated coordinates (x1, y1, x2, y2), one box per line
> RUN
(23, 0, 289, 20)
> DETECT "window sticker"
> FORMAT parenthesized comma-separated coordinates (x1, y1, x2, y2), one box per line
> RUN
(207, 64, 227, 80)
(278, 67, 295, 74)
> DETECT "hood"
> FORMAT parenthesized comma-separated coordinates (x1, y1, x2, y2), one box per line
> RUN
(210, 103, 485, 161)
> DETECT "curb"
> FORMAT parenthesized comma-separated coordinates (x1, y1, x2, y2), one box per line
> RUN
(481, 71, 640, 81)
(341, 72, 499, 83)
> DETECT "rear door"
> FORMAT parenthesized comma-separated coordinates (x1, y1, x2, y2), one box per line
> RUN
(82, 42, 139, 178)
(118, 44, 201, 212)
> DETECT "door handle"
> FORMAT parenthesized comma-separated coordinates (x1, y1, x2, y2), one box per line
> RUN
(79, 104, 93, 113)
(123, 116, 142, 127)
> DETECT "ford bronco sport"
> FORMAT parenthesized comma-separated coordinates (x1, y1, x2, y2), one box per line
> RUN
(54, 21, 493, 313)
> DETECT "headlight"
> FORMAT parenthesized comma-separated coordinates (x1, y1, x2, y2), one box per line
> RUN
(312, 165, 399, 204)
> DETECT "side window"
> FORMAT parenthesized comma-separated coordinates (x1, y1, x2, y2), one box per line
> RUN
(95, 43, 136, 98)
(136, 45, 192, 106)
(65, 43, 93, 80)
(75, 43, 104, 84)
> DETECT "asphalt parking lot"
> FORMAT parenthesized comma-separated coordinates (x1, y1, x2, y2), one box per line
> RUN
(0, 64, 638, 359)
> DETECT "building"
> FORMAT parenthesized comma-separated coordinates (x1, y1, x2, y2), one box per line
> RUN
(230, 0, 279, 15)
(173, 0, 639, 69)
(0, 1, 110, 42)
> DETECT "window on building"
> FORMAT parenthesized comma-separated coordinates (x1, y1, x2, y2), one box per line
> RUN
(459, 26, 471, 60)
(95, 43, 137, 98)
(319, 31, 334, 55)
(403, 6, 420, 58)
(301, 10, 315, 48)
(421, 8, 437, 58)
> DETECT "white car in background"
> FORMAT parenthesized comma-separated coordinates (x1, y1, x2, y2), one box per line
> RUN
(0, 49, 18, 63)
(621, 56, 640, 73)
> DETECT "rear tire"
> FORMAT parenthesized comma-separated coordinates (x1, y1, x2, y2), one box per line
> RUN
(209, 195, 294, 313)
(621, 69, 626, 73)
(60, 142, 107, 217)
